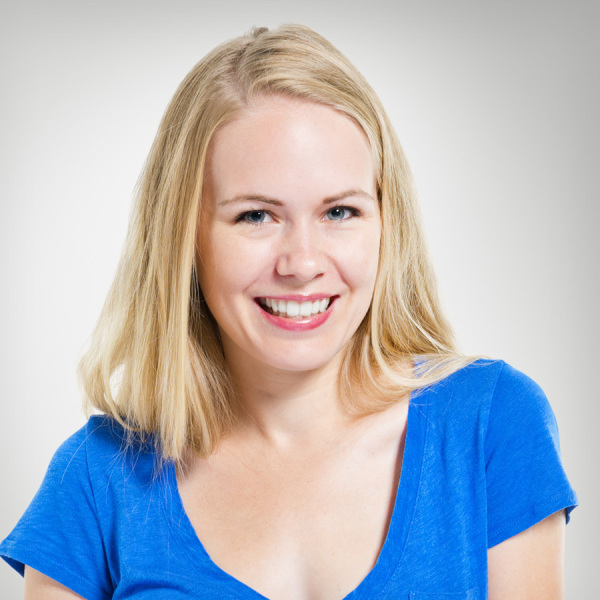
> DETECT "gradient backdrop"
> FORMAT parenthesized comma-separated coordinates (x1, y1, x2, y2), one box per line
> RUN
(1, 0, 598, 597)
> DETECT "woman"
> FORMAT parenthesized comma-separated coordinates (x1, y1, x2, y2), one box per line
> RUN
(1, 25, 576, 599)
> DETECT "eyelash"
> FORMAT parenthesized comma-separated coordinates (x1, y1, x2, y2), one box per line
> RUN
(325, 206, 361, 221)
(234, 205, 362, 225)
(234, 210, 272, 225)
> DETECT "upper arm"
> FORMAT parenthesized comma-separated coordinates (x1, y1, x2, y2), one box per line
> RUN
(487, 510, 565, 600)
(24, 566, 86, 600)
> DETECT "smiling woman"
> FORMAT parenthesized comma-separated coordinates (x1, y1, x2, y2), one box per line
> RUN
(0, 24, 576, 600)
(196, 96, 381, 372)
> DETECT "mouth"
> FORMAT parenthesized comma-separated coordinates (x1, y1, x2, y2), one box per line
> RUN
(256, 296, 337, 319)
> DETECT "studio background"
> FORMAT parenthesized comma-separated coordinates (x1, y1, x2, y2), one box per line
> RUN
(1, 0, 597, 597)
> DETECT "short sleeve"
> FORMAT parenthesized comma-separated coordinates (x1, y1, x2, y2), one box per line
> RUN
(0, 422, 113, 600)
(485, 362, 578, 548)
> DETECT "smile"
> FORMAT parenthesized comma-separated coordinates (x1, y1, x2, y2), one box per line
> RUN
(258, 297, 332, 319)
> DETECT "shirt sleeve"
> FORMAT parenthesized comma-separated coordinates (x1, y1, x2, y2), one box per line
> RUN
(0, 422, 113, 600)
(485, 362, 578, 548)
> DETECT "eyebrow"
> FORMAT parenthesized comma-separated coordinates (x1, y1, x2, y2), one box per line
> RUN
(218, 188, 375, 207)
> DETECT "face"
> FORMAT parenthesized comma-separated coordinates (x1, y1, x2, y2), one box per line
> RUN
(196, 95, 380, 376)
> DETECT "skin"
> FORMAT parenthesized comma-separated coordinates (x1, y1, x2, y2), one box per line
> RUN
(24, 566, 84, 599)
(487, 511, 566, 599)
(23, 95, 567, 598)
(196, 94, 381, 385)
(23, 510, 567, 600)
(185, 96, 403, 600)
(25, 512, 565, 599)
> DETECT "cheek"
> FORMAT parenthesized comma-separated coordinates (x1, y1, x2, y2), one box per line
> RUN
(342, 228, 381, 290)
(197, 229, 275, 299)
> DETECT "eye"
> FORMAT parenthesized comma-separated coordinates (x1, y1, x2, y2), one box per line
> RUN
(236, 210, 274, 225)
(325, 206, 360, 221)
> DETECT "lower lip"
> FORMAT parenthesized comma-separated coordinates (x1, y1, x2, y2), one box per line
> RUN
(256, 299, 335, 331)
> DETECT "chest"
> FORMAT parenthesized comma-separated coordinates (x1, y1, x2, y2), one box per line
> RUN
(177, 414, 407, 600)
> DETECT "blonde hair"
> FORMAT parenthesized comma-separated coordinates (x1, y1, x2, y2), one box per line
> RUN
(79, 24, 473, 463)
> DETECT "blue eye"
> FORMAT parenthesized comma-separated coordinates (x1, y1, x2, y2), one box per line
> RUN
(236, 210, 272, 224)
(325, 206, 359, 221)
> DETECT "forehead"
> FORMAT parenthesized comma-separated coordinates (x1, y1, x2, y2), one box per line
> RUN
(205, 95, 376, 200)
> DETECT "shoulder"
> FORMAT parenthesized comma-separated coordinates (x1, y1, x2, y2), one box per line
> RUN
(49, 414, 139, 467)
(455, 359, 559, 446)
(42, 414, 159, 504)
(0, 415, 162, 597)
(423, 358, 551, 425)
(454, 359, 560, 457)
(433, 358, 541, 398)
(418, 358, 576, 544)
(415, 358, 561, 465)
(0, 416, 137, 596)
(51, 414, 127, 462)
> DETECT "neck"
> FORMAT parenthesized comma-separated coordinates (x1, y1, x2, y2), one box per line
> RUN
(226, 352, 352, 448)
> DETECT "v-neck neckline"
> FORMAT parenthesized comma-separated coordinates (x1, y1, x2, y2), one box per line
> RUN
(161, 390, 430, 599)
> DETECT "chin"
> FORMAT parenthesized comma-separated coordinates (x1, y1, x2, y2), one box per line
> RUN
(245, 342, 347, 375)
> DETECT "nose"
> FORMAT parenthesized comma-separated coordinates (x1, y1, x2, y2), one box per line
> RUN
(275, 224, 327, 282)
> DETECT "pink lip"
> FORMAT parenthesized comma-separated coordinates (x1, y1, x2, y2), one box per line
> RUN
(255, 296, 337, 331)
(256, 293, 333, 302)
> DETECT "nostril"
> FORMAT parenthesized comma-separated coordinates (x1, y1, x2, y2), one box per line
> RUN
(275, 251, 326, 280)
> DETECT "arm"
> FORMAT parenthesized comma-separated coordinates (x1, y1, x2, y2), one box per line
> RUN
(24, 566, 86, 600)
(487, 510, 565, 600)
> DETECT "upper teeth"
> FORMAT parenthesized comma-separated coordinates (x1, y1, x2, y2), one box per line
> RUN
(262, 298, 330, 318)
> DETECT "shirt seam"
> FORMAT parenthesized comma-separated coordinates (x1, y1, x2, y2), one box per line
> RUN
(482, 360, 505, 464)
(3, 540, 110, 600)
(378, 393, 431, 596)
(487, 489, 576, 545)
(84, 419, 115, 591)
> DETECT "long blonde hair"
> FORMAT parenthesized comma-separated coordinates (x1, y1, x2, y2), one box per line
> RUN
(79, 24, 473, 463)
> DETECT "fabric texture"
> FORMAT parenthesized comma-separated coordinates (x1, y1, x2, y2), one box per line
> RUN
(1, 360, 577, 599)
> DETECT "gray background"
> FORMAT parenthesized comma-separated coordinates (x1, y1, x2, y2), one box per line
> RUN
(1, 0, 597, 597)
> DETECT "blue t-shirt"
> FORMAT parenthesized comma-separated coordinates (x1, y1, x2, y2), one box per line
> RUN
(1, 360, 577, 599)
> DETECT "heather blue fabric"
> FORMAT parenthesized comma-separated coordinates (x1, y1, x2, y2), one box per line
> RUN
(1, 360, 577, 599)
